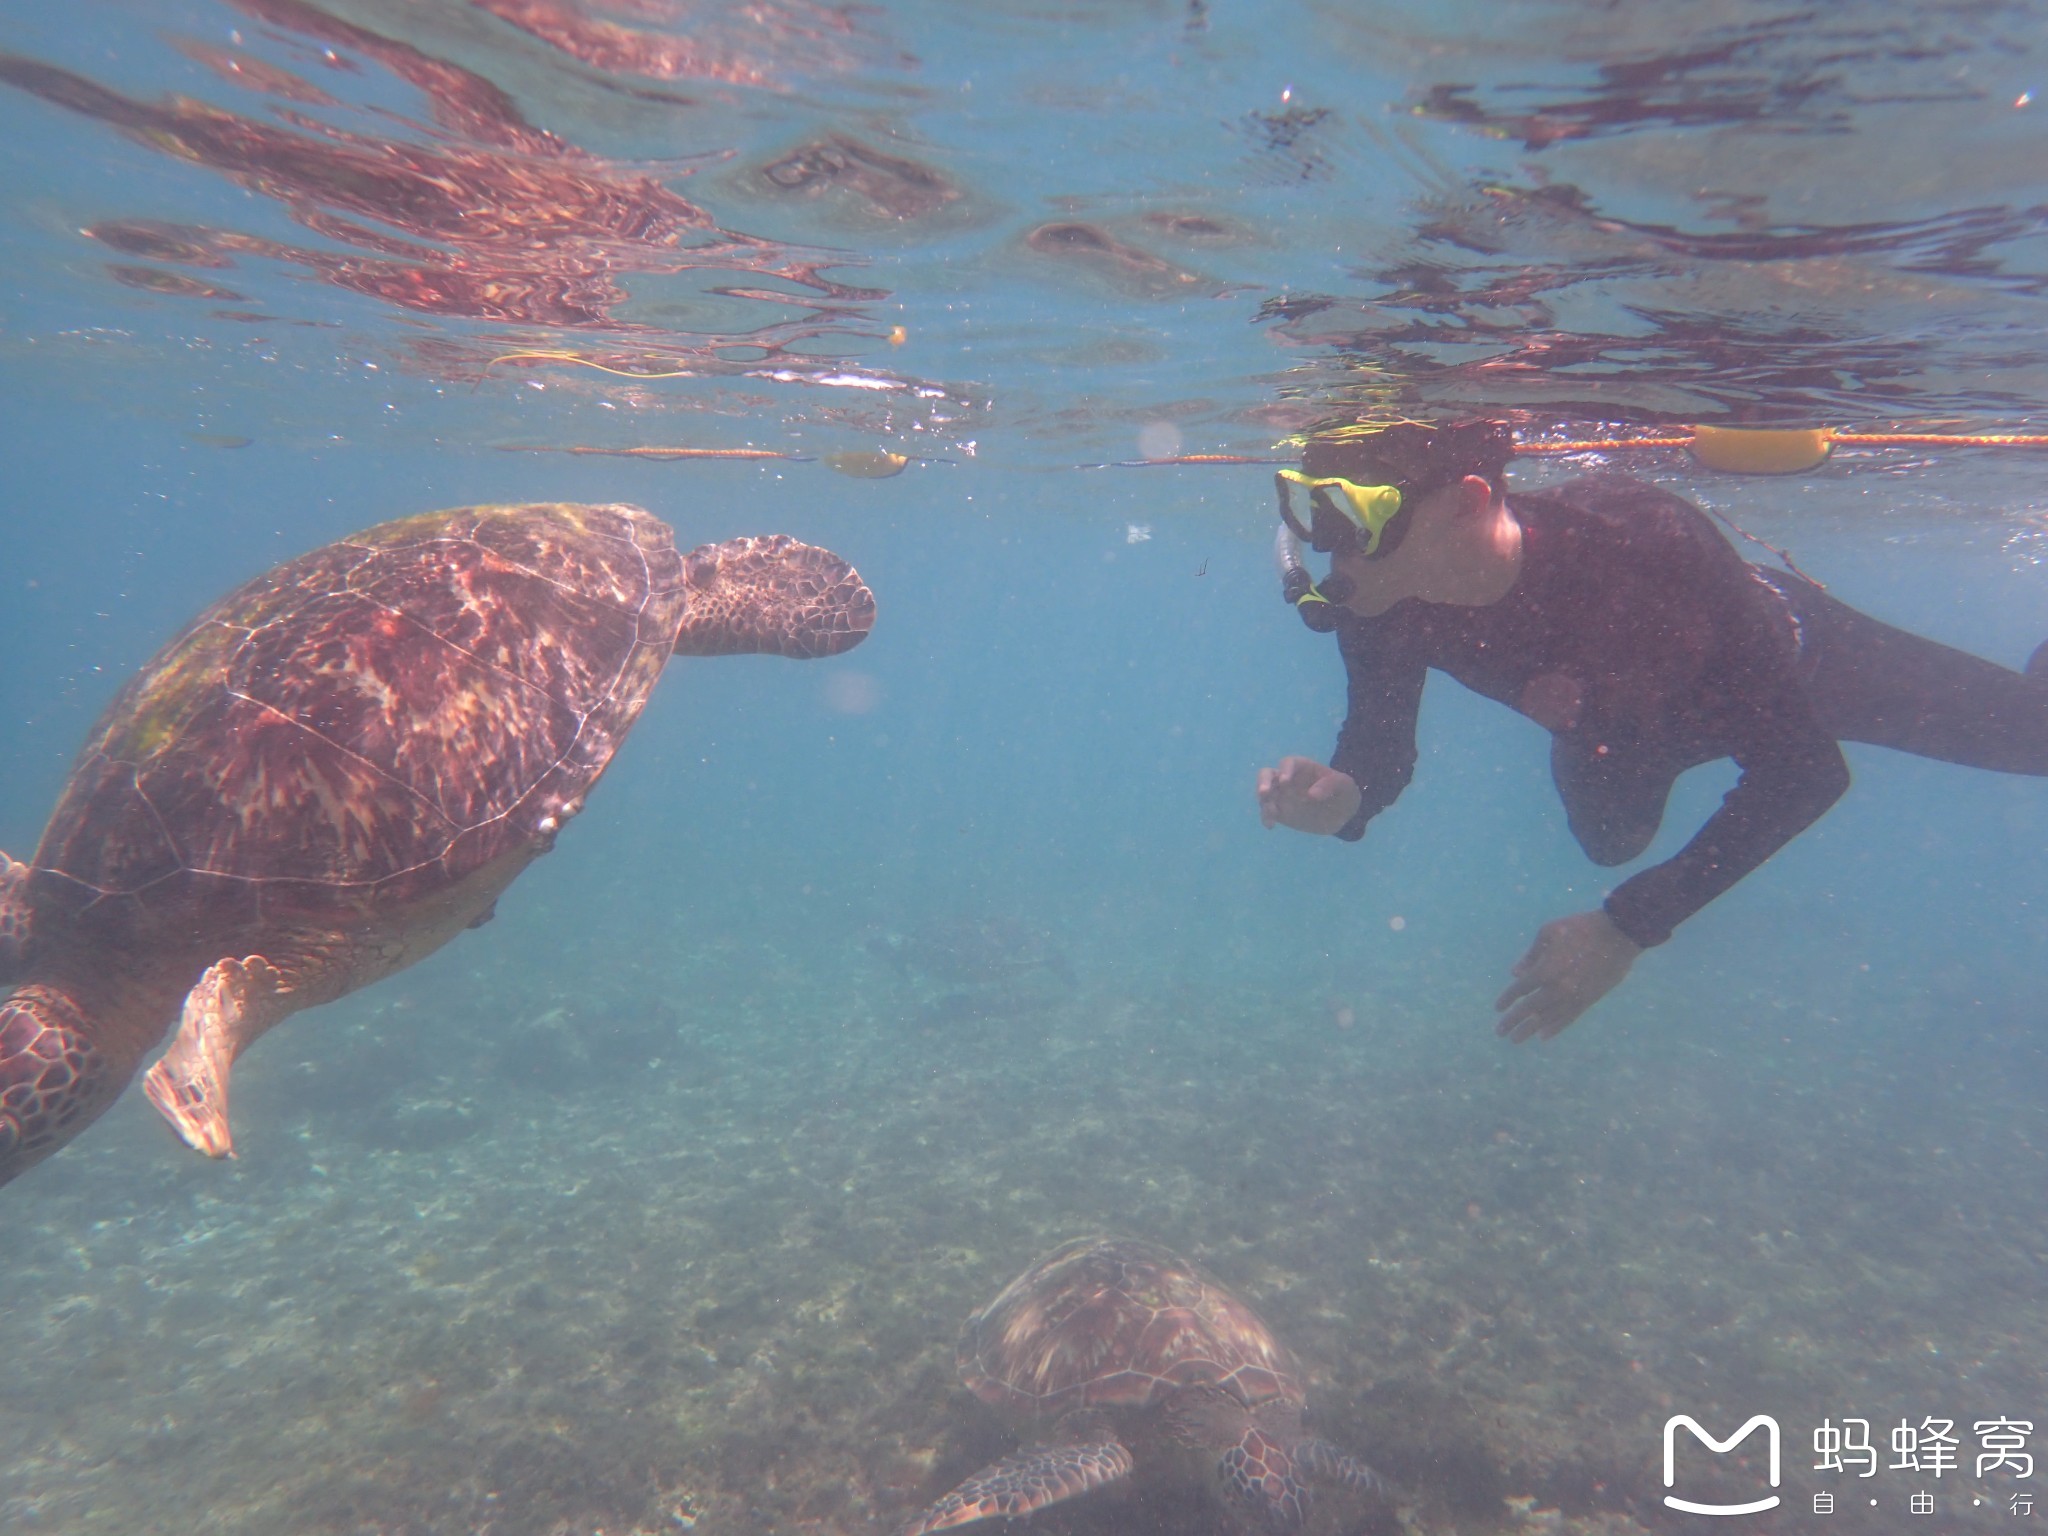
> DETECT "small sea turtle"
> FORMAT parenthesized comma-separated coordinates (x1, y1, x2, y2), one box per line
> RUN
(0, 502, 873, 1185)
(900, 1236, 1394, 1534)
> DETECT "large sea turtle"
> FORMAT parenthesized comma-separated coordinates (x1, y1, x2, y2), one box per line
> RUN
(900, 1236, 1395, 1535)
(0, 502, 873, 1186)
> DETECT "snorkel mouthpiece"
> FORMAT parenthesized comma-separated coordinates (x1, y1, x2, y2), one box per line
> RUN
(1273, 523, 1343, 633)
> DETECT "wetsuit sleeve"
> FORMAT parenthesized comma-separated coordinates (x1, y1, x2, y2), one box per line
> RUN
(1328, 626, 1427, 842)
(1602, 610, 1851, 949)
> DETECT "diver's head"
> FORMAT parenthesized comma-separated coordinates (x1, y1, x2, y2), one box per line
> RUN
(1287, 416, 1513, 559)
(1274, 416, 1514, 628)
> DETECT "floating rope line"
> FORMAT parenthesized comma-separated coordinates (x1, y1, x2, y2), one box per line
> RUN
(1522, 437, 1694, 453)
(484, 350, 700, 380)
(499, 422, 2048, 476)
(497, 444, 807, 461)
(1830, 431, 2048, 446)
(1088, 425, 2048, 587)
(1080, 454, 1293, 468)
(1088, 429, 2048, 475)
(1521, 424, 2048, 474)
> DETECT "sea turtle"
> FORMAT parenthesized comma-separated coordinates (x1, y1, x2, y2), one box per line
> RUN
(0, 502, 873, 1186)
(899, 1236, 1395, 1535)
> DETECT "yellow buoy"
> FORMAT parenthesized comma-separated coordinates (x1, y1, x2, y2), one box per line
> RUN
(824, 450, 910, 478)
(1687, 425, 1834, 474)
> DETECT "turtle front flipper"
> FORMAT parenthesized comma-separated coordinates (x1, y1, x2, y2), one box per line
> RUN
(672, 536, 875, 659)
(1217, 1427, 1316, 1532)
(0, 851, 30, 984)
(1296, 1437, 1396, 1501)
(897, 1441, 1134, 1536)
(142, 956, 293, 1158)
(0, 983, 124, 1184)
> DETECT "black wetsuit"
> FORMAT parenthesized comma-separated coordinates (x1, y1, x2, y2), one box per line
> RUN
(1329, 474, 2048, 948)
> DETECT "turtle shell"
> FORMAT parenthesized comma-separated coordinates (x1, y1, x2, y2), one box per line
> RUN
(33, 503, 686, 936)
(959, 1236, 1304, 1420)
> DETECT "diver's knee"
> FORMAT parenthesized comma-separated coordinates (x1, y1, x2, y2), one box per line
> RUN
(1574, 820, 1658, 867)
(1801, 748, 1852, 815)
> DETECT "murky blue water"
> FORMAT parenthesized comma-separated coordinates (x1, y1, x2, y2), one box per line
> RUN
(4, 3, 2048, 1533)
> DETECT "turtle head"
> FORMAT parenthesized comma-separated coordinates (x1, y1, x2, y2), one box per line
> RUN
(0, 983, 125, 1187)
(0, 851, 32, 986)
(672, 536, 875, 658)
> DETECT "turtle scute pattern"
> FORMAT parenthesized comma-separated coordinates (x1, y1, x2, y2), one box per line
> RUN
(964, 1236, 1301, 1417)
(37, 501, 687, 922)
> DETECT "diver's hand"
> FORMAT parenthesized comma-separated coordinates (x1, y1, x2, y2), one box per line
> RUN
(1494, 909, 1640, 1043)
(1256, 757, 1363, 835)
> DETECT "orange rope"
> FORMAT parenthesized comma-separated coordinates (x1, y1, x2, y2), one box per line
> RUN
(484, 351, 699, 380)
(1523, 430, 2048, 452)
(1519, 437, 1692, 453)
(1140, 453, 1292, 464)
(1830, 431, 2048, 447)
(1085, 454, 1292, 468)
(497, 444, 806, 461)
(500, 433, 2048, 467)
(1088, 433, 2048, 462)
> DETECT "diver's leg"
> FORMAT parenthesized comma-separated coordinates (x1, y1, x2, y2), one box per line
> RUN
(1550, 738, 1682, 866)
(1785, 579, 2048, 773)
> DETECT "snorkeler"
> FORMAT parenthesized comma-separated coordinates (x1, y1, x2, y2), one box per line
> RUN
(1255, 417, 2048, 1042)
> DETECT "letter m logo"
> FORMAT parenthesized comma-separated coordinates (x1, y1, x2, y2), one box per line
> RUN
(1662, 1414, 1782, 1515)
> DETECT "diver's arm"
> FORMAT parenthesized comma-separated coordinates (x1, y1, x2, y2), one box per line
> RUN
(1490, 688, 1843, 1043)
(1602, 698, 1848, 947)
(1581, 487, 1850, 945)
(1326, 632, 1427, 840)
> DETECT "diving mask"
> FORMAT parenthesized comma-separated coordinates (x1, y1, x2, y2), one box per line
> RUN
(1274, 469, 1405, 557)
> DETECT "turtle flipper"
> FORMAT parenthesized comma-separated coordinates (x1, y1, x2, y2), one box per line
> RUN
(1296, 1437, 1396, 1501)
(0, 851, 30, 984)
(142, 956, 293, 1159)
(1217, 1427, 1314, 1531)
(0, 984, 121, 1186)
(672, 536, 875, 659)
(897, 1441, 1134, 1536)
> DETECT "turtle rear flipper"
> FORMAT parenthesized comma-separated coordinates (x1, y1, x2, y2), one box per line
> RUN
(672, 536, 875, 659)
(898, 1441, 1134, 1536)
(0, 851, 30, 983)
(142, 955, 294, 1159)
